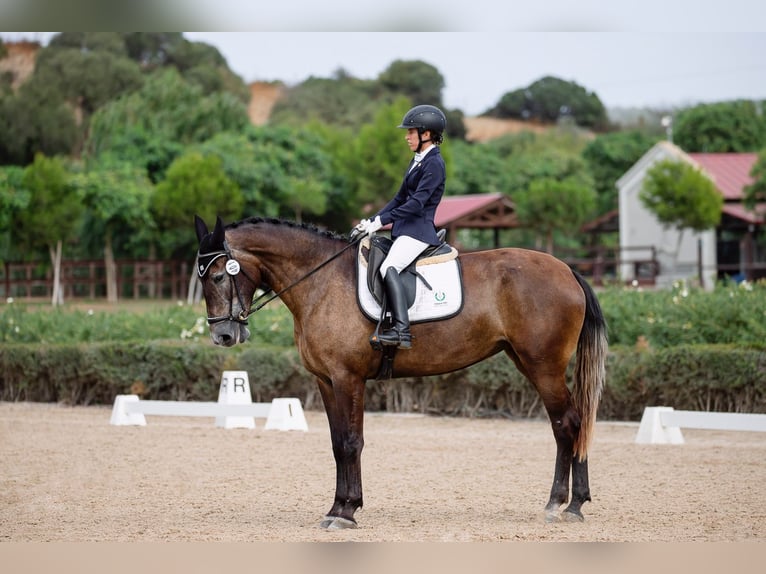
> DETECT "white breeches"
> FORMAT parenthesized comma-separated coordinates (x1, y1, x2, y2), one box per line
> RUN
(379, 235, 430, 278)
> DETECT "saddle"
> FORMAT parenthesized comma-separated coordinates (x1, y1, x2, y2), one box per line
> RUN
(362, 229, 453, 308)
(356, 231, 462, 380)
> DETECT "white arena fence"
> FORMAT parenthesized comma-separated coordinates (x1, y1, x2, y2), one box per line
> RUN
(635, 406, 766, 444)
(109, 370, 308, 431)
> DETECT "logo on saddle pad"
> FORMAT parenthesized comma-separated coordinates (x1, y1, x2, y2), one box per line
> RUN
(356, 235, 464, 323)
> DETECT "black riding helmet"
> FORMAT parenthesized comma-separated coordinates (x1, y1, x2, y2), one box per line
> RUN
(398, 104, 446, 150)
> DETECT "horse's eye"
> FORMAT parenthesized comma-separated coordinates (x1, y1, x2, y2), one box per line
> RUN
(212, 272, 225, 284)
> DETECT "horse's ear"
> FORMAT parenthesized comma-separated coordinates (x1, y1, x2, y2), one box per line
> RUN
(194, 215, 209, 243)
(210, 216, 226, 246)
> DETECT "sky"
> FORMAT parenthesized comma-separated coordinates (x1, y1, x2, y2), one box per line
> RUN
(3, 28, 765, 116)
(182, 32, 766, 115)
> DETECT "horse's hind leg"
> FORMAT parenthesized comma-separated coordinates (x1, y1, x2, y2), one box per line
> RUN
(564, 456, 591, 521)
(543, 400, 581, 522)
(526, 366, 591, 522)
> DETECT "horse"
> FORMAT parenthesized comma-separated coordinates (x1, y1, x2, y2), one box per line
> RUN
(193, 215, 608, 530)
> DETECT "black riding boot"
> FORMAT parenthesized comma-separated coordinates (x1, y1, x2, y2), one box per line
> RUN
(377, 268, 412, 349)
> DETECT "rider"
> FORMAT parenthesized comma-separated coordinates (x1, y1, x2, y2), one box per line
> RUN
(353, 104, 447, 349)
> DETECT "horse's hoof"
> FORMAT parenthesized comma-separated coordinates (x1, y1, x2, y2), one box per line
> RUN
(319, 516, 335, 529)
(544, 509, 560, 523)
(320, 516, 358, 530)
(562, 509, 585, 523)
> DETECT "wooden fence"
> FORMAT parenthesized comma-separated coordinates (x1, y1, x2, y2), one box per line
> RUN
(15, 243, 764, 301)
(1, 259, 191, 300)
(560, 244, 659, 286)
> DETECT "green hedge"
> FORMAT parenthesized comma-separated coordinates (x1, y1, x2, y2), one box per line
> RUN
(599, 280, 766, 347)
(2, 341, 763, 420)
(3, 279, 766, 349)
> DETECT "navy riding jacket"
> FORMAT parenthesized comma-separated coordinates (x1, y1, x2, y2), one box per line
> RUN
(375, 146, 445, 246)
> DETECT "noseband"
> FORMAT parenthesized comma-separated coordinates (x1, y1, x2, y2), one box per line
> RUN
(197, 240, 261, 326)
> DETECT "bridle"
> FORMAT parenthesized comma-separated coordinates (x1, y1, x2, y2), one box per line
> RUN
(196, 240, 261, 325)
(197, 235, 363, 326)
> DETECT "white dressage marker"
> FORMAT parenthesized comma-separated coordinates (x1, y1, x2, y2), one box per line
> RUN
(216, 370, 255, 429)
(110, 370, 307, 431)
(109, 395, 308, 431)
(635, 406, 766, 444)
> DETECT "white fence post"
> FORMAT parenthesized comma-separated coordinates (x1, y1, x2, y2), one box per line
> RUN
(635, 406, 766, 444)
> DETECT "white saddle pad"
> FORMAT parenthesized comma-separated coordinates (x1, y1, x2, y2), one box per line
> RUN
(356, 240, 463, 323)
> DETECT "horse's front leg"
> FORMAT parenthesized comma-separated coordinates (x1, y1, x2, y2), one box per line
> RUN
(315, 374, 366, 530)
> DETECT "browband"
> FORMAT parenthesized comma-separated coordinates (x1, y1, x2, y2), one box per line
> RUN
(196, 250, 228, 277)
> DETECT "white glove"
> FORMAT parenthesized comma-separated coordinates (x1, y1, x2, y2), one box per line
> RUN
(367, 215, 383, 234)
(350, 218, 372, 241)
(353, 218, 371, 234)
(353, 216, 382, 236)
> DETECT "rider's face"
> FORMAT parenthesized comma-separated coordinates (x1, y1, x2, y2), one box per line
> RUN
(406, 128, 431, 152)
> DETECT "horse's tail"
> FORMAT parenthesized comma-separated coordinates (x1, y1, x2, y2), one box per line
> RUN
(571, 270, 608, 461)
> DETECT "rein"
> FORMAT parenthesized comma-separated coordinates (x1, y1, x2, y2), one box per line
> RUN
(198, 234, 363, 325)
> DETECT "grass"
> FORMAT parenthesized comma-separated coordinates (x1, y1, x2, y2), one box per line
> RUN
(3, 278, 766, 349)
(0, 298, 295, 347)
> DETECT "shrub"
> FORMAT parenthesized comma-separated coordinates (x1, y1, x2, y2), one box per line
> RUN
(1, 280, 764, 419)
(598, 279, 766, 347)
(1, 341, 763, 420)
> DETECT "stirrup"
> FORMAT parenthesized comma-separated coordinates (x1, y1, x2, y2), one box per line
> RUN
(378, 328, 412, 349)
(369, 332, 383, 351)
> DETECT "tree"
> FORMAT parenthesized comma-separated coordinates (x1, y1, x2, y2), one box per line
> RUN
(15, 154, 82, 305)
(49, 32, 250, 103)
(26, 34, 145, 158)
(0, 166, 29, 260)
(32, 45, 144, 116)
(582, 130, 659, 213)
(126, 32, 250, 102)
(161, 37, 250, 103)
(302, 121, 358, 231)
(443, 108, 467, 141)
(462, 130, 595, 251)
(514, 177, 597, 254)
(493, 131, 594, 199)
(639, 159, 722, 267)
(270, 75, 384, 130)
(743, 148, 766, 213)
(283, 177, 328, 223)
(194, 125, 335, 223)
(1, 34, 142, 165)
(151, 152, 242, 258)
(488, 76, 608, 130)
(48, 32, 128, 56)
(377, 60, 445, 108)
(83, 128, 183, 185)
(86, 68, 249, 158)
(73, 158, 155, 302)
(674, 100, 766, 152)
(269, 61, 465, 140)
(0, 82, 79, 165)
(448, 139, 508, 196)
(351, 98, 415, 211)
(278, 140, 332, 223)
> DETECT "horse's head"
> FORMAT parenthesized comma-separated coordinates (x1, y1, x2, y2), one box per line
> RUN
(194, 215, 259, 347)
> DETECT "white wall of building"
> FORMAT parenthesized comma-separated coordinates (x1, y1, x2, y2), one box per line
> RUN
(617, 142, 718, 289)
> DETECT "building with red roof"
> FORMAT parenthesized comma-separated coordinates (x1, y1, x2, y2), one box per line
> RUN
(617, 141, 764, 287)
(435, 193, 517, 247)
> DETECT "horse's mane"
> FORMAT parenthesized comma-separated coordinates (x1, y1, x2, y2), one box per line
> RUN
(227, 216, 346, 242)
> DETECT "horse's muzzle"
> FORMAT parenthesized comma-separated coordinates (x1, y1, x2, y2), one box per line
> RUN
(210, 322, 250, 347)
